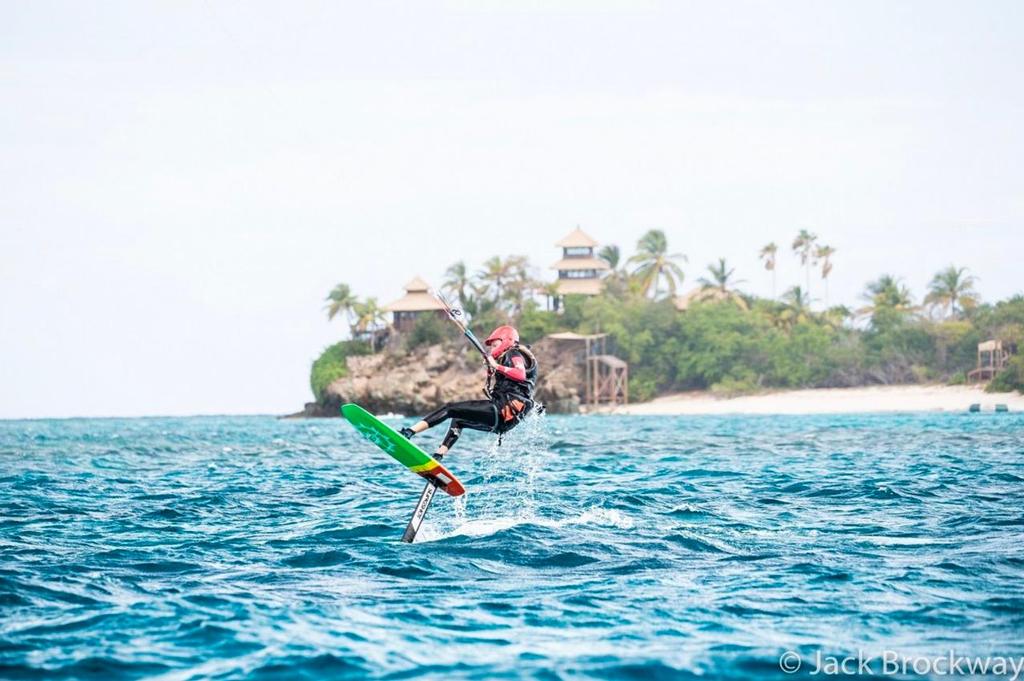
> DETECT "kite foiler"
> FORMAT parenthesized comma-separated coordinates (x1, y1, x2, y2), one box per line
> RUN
(341, 290, 488, 542)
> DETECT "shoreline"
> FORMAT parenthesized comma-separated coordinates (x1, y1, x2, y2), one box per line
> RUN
(287, 384, 1023, 419)
(601, 384, 1023, 416)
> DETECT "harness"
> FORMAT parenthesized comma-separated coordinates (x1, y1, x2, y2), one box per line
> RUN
(488, 344, 538, 438)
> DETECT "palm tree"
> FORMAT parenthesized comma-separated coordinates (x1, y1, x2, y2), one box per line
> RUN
(477, 256, 513, 306)
(777, 286, 814, 328)
(598, 244, 621, 270)
(696, 258, 748, 308)
(540, 281, 561, 311)
(503, 255, 535, 315)
(698, 258, 743, 292)
(863, 275, 913, 309)
(352, 297, 387, 351)
(759, 242, 778, 298)
(821, 305, 851, 330)
(442, 261, 471, 306)
(782, 286, 812, 312)
(462, 282, 492, 318)
(627, 229, 687, 298)
(791, 230, 818, 296)
(859, 275, 915, 323)
(816, 244, 836, 307)
(324, 283, 357, 326)
(598, 244, 634, 299)
(924, 265, 978, 318)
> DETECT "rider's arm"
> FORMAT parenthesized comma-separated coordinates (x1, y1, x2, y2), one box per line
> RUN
(491, 352, 527, 382)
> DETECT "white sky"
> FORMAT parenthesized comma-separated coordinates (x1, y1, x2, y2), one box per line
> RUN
(1, 1, 1022, 418)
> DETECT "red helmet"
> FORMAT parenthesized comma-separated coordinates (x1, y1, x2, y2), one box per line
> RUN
(484, 325, 519, 359)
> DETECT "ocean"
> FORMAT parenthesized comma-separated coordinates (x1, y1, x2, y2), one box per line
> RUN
(1, 412, 1022, 680)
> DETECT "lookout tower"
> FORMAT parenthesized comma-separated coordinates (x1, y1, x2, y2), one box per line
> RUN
(546, 332, 629, 408)
(383, 276, 446, 332)
(968, 339, 1016, 383)
(550, 227, 610, 303)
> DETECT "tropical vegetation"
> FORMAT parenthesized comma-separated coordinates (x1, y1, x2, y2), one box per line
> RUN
(313, 229, 1024, 400)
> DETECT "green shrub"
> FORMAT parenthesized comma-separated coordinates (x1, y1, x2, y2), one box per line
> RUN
(768, 321, 835, 387)
(517, 307, 561, 342)
(404, 314, 451, 350)
(987, 356, 1024, 393)
(560, 295, 588, 328)
(710, 371, 762, 397)
(310, 340, 371, 402)
(627, 369, 661, 403)
(672, 301, 774, 389)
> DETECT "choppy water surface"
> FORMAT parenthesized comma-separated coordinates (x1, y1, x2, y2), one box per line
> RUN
(1, 412, 1023, 680)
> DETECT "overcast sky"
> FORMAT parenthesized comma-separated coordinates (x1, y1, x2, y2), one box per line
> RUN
(1, 1, 1022, 418)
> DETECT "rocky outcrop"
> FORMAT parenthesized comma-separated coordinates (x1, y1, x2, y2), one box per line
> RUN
(302, 338, 583, 416)
(533, 338, 585, 414)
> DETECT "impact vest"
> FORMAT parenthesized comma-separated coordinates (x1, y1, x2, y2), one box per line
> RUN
(490, 345, 537, 427)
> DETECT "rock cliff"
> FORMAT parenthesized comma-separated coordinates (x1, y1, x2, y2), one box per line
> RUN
(300, 338, 583, 416)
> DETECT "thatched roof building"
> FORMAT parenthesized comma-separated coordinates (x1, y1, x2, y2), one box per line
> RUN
(383, 276, 446, 331)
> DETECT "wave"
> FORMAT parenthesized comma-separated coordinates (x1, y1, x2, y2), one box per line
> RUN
(3, 412, 1023, 680)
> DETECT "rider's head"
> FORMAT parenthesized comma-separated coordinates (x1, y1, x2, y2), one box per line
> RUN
(484, 325, 519, 359)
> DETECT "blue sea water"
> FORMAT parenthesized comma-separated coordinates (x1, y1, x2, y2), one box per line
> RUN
(1, 412, 1023, 680)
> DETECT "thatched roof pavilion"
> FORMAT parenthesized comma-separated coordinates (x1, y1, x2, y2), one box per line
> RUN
(383, 276, 446, 331)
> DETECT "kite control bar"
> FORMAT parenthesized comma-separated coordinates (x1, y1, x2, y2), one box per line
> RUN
(432, 290, 490, 362)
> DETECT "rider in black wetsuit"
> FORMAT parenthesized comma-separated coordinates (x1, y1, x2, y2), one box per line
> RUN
(400, 325, 537, 457)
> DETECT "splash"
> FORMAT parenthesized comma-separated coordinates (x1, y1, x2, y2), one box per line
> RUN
(418, 408, 553, 540)
(416, 505, 636, 543)
(414, 407, 637, 543)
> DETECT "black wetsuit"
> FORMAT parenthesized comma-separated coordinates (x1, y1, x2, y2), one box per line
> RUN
(419, 347, 537, 451)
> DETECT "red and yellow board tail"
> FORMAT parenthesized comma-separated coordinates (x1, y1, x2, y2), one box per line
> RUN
(410, 460, 465, 497)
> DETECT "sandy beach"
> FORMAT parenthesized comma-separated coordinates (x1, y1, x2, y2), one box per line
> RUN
(606, 384, 1024, 415)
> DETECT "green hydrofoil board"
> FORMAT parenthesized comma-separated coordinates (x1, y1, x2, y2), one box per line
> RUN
(341, 403, 465, 497)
